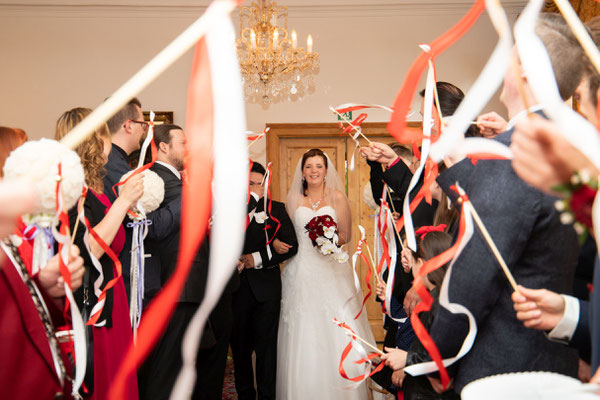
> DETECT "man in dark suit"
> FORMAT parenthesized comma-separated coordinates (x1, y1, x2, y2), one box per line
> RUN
(231, 161, 298, 400)
(417, 14, 585, 395)
(102, 98, 181, 308)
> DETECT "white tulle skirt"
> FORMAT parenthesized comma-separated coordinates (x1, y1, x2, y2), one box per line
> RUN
(276, 207, 377, 400)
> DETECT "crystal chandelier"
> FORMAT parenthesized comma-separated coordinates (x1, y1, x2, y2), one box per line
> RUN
(236, 0, 320, 106)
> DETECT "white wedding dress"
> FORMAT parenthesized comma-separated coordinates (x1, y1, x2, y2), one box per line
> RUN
(276, 205, 377, 400)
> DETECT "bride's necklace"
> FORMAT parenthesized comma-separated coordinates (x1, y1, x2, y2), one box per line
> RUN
(308, 194, 323, 211)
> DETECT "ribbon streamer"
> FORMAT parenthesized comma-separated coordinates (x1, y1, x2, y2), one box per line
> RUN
(514, 0, 600, 262)
(430, 0, 513, 162)
(53, 163, 87, 397)
(400, 48, 436, 251)
(333, 318, 384, 390)
(387, 0, 485, 145)
(170, 3, 247, 398)
(108, 2, 241, 399)
(404, 184, 476, 390)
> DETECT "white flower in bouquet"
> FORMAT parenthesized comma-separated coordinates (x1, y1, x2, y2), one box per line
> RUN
(3, 138, 84, 223)
(332, 233, 339, 245)
(119, 169, 164, 217)
(316, 236, 328, 246)
(333, 251, 349, 264)
(320, 241, 338, 255)
(323, 225, 336, 239)
(254, 211, 267, 224)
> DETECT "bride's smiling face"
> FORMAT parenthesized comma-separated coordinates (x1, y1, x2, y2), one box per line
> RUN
(302, 155, 327, 187)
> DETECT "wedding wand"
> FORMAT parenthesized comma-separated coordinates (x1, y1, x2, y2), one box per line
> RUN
(454, 185, 520, 293)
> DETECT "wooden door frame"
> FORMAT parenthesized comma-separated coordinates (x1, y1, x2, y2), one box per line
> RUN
(265, 122, 421, 200)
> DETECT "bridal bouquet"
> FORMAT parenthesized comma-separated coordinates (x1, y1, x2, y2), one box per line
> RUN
(305, 214, 349, 263)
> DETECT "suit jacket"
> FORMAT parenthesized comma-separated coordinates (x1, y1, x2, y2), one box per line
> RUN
(240, 198, 298, 302)
(430, 128, 579, 393)
(571, 257, 600, 371)
(103, 145, 182, 303)
(0, 256, 72, 399)
(147, 162, 209, 304)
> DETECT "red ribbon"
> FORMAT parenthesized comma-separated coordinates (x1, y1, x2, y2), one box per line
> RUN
(78, 188, 125, 326)
(111, 139, 158, 203)
(387, 0, 485, 145)
(109, 37, 215, 399)
(341, 113, 368, 136)
(354, 238, 374, 320)
(467, 153, 509, 165)
(415, 224, 447, 239)
(335, 320, 385, 383)
(264, 163, 281, 245)
(409, 189, 468, 390)
(395, 160, 439, 233)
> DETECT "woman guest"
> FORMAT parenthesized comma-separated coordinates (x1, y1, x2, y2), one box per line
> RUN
(55, 107, 144, 400)
(0, 126, 85, 399)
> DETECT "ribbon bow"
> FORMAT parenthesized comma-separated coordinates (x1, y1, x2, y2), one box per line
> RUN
(415, 224, 447, 239)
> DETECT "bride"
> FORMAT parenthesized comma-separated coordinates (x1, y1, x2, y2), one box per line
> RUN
(277, 148, 377, 399)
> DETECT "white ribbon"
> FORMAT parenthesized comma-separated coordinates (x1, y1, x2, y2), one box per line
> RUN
(429, 0, 513, 162)
(77, 198, 107, 327)
(379, 201, 405, 324)
(170, 2, 247, 398)
(404, 183, 477, 377)
(403, 49, 435, 251)
(263, 162, 273, 260)
(345, 225, 368, 321)
(52, 181, 86, 397)
(514, 0, 600, 169)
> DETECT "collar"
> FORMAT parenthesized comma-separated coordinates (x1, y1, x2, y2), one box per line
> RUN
(156, 161, 181, 180)
(112, 143, 128, 158)
(505, 104, 544, 131)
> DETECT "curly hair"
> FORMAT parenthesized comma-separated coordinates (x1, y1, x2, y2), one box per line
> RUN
(54, 108, 109, 193)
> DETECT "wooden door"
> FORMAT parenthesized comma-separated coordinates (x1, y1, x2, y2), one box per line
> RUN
(266, 122, 420, 341)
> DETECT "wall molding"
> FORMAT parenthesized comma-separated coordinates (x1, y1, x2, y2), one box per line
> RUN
(0, 1, 527, 19)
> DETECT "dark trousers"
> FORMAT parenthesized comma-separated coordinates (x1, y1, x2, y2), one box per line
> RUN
(138, 302, 199, 400)
(194, 292, 234, 400)
(230, 278, 280, 400)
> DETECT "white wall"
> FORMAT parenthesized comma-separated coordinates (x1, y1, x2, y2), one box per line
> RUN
(0, 2, 523, 164)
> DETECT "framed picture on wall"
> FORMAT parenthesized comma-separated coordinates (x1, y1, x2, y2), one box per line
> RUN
(143, 111, 174, 125)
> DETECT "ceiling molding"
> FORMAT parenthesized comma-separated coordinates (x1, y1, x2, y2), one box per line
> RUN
(0, 1, 527, 19)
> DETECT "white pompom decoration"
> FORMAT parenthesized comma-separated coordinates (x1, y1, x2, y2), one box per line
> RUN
(119, 169, 164, 217)
(3, 138, 85, 224)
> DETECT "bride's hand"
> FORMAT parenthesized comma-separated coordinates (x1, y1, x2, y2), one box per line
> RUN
(273, 239, 293, 254)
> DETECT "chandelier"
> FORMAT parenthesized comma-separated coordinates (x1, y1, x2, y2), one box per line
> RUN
(236, 0, 320, 106)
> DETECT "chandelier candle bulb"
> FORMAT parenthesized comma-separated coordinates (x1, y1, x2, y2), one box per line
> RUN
(273, 29, 279, 48)
(307, 34, 313, 53)
(251, 29, 257, 50)
(291, 29, 297, 49)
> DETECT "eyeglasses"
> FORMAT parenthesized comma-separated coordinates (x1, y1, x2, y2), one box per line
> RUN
(129, 120, 150, 132)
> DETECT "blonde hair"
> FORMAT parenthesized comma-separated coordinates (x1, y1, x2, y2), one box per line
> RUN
(54, 108, 109, 193)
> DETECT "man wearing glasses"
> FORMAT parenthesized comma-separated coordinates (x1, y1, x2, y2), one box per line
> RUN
(103, 98, 181, 331)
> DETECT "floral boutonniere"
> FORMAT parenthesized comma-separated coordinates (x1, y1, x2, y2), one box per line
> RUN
(254, 211, 268, 224)
(553, 169, 598, 243)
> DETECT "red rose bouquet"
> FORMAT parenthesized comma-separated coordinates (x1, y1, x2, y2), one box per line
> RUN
(305, 214, 349, 263)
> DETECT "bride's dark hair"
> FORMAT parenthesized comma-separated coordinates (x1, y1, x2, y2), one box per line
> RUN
(301, 148, 328, 196)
